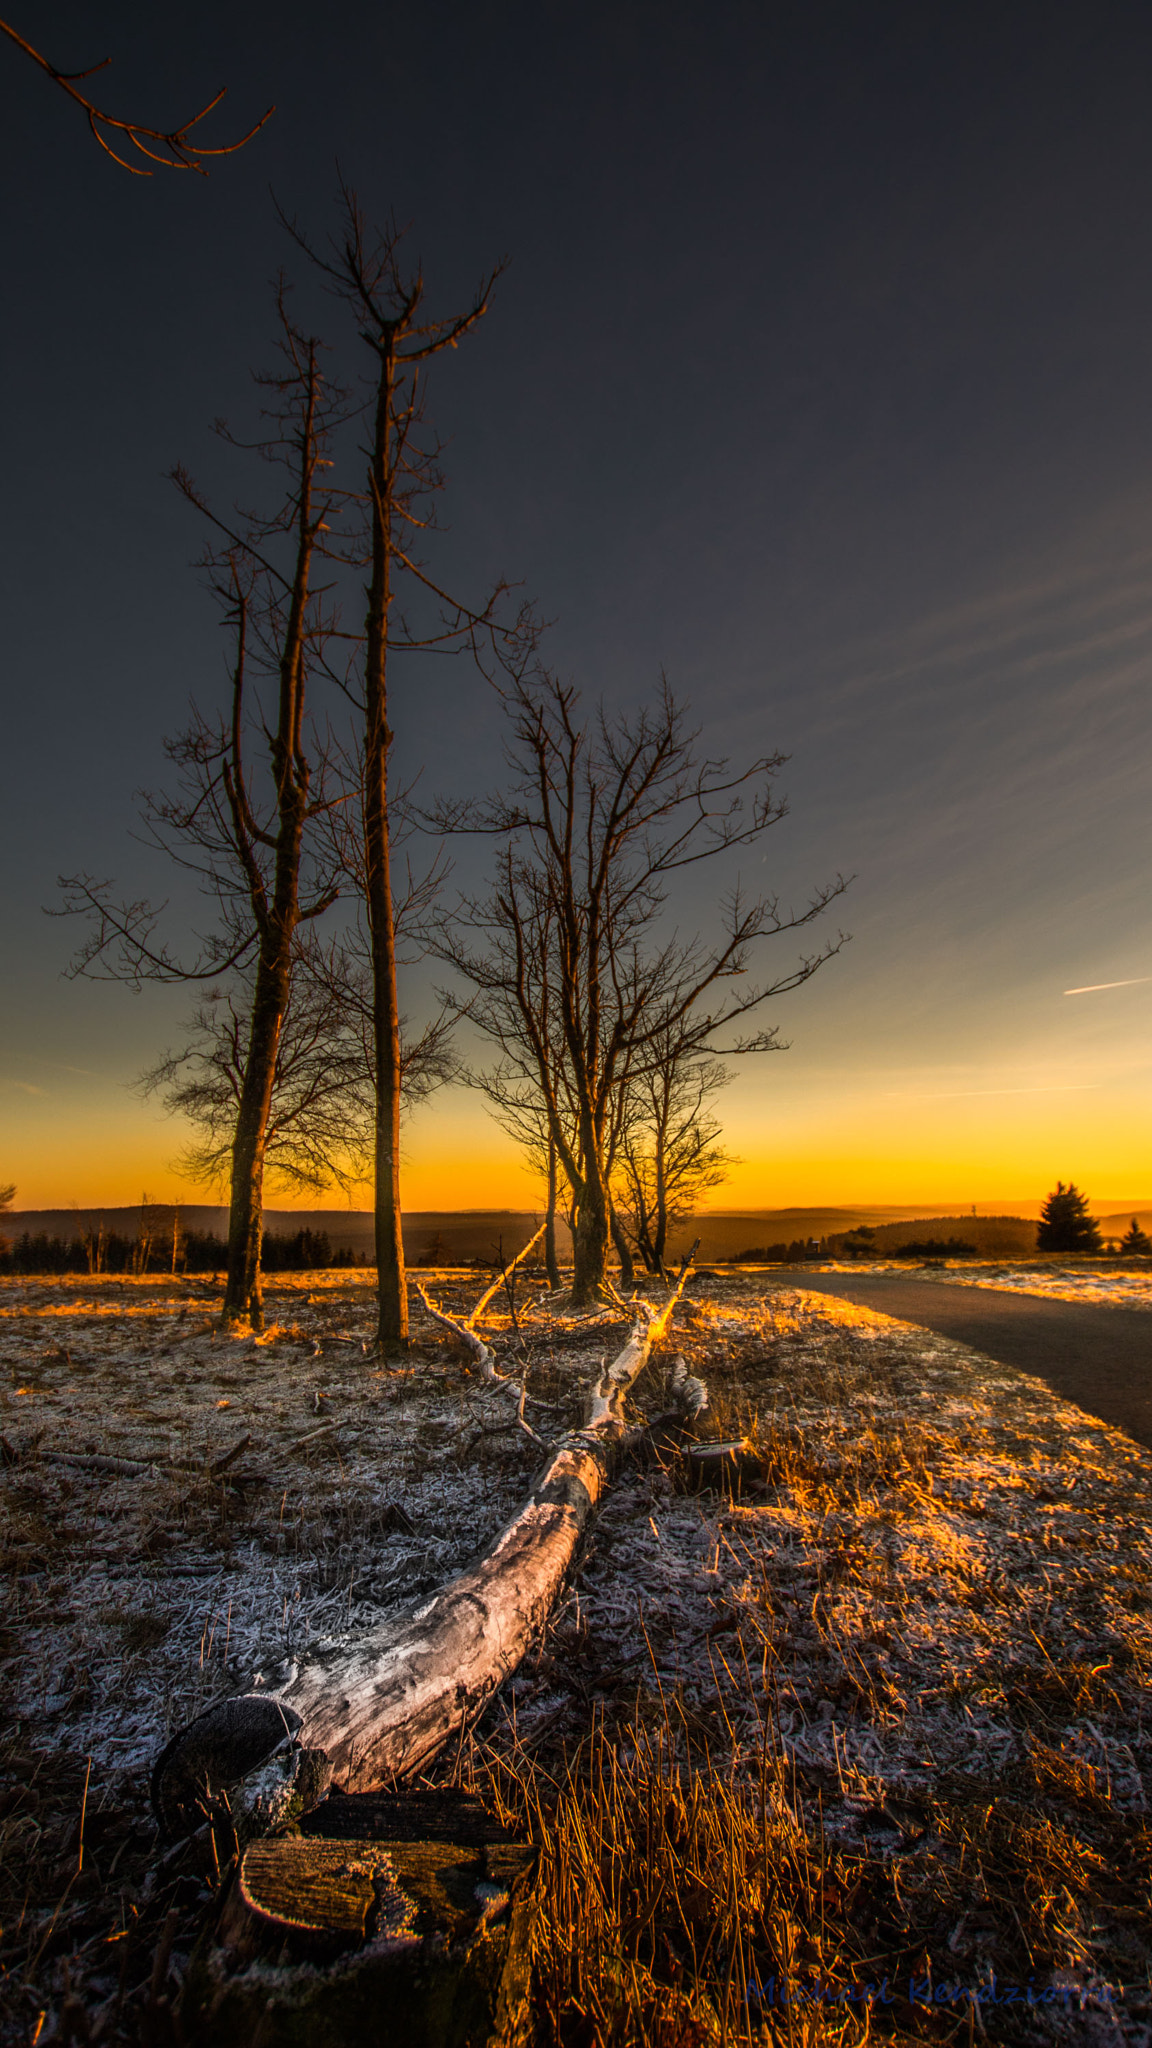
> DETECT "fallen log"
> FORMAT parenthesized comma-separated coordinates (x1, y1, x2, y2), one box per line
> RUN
(152, 1261, 694, 1834)
(278, 1273, 693, 1792)
(39, 1430, 253, 1481)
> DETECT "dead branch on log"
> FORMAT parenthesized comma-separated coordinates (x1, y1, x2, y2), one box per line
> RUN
(467, 1221, 546, 1328)
(414, 1282, 542, 1442)
(415, 1225, 547, 1439)
(152, 1258, 696, 1827)
(414, 1283, 498, 1376)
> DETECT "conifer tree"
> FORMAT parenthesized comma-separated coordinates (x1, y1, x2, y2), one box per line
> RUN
(1119, 1217, 1152, 1254)
(1036, 1181, 1103, 1254)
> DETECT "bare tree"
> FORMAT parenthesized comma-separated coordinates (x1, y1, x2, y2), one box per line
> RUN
(141, 944, 372, 1202)
(143, 925, 458, 1202)
(432, 672, 848, 1304)
(58, 296, 347, 1325)
(0, 17, 272, 173)
(614, 1033, 733, 1274)
(281, 191, 535, 1349)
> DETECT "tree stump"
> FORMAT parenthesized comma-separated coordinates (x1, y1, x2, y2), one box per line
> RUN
(684, 1437, 768, 1493)
(180, 1789, 537, 2048)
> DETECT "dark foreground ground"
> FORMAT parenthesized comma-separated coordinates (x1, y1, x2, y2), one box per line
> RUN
(1, 1271, 1149, 2044)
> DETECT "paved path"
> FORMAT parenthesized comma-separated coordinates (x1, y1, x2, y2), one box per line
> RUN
(769, 1270, 1152, 1451)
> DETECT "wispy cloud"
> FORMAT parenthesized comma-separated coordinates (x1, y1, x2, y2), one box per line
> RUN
(3, 1080, 49, 1097)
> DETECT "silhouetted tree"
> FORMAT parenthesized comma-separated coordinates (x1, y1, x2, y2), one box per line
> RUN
(432, 672, 848, 1304)
(1119, 1217, 1152, 1255)
(614, 1034, 733, 1275)
(1036, 1182, 1103, 1254)
(144, 926, 456, 1200)
(281, 191, 535, 1348)
(59, 296, 348, 1326)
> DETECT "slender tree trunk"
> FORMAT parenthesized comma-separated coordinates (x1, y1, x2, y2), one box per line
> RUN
(632, 1183, 659, 1273)
(544, 1136, 561, 1291)
(653, 1144, 669, 1276)
(369, 811, 407, 1344)
(610, 1207, 636, 1288)
(222, 950, 291, 1327)
(218, 341, 322, 1331)
(364, 337, 408, 1348)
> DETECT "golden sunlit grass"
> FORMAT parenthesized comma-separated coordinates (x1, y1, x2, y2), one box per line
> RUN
(457, 1287, 1152, 2041)
(474, 1715, 871, 2048)
(1, 1273, 1150, 2042)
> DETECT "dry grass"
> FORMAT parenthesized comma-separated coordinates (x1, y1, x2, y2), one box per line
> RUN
(470, 1708, 889, 2048)
(1, 1272, 1150, 2044)
(459, 1282, 1152, 2044)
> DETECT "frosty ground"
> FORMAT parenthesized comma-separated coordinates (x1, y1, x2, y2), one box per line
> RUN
(810, 1258, 1152, 1310)
(1, 1269, 1149, 2044)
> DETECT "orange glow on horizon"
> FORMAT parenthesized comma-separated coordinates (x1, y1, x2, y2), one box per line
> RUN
(5, 1057, 1148, 1214)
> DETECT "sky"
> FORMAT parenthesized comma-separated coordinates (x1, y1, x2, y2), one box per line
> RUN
(2, 0, 1152, 1214)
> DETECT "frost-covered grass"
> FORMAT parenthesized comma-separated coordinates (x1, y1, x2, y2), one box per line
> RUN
(813, 1258, 1152, 1309)
(1, 1271, 1150, 2044)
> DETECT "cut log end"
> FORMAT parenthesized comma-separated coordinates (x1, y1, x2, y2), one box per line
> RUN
(151, 1694, 309, 1841)
(179, 1790, 537, 2048)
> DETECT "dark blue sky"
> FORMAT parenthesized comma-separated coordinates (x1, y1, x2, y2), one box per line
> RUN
(4, 0, 1152, 1206)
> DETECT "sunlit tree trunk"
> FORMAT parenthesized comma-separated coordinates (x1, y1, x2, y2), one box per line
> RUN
(544, 1135, 561, 1290)
(363, 335, 408, 1347)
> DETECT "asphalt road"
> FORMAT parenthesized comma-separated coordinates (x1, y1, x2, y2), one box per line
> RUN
(769, 1270, 1152, 1452)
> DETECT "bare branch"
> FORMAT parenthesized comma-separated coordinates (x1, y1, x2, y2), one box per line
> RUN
(0, 17, 273, 174)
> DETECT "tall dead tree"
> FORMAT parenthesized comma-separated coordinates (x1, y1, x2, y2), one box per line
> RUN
(282, 193, 534, 1349)
(433, 672, 849, 1304)
(59, 298, 347, 1326)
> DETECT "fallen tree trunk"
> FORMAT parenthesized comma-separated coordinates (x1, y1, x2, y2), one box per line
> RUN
(153, 1264, 693, 1833)
(277, 1277, 690, 1792)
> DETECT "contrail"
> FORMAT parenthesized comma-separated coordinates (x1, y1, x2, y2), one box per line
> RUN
(1064, 977, 1151, 994)
(886, 1085, 1100, 1099)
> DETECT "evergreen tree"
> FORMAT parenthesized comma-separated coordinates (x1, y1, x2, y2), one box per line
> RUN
(1119, 1217, 1152, 1255)
(1036, 1182, 1103, 1254)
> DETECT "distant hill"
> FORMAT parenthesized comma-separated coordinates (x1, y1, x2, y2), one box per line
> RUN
(7, 1200, 1151, 1267)
(1, 1207, 556, 1263)
(830, 1215, 1037, 1258)
(1099, 1209, 1152, 1237)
